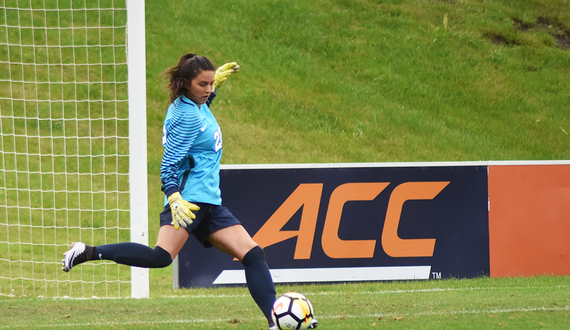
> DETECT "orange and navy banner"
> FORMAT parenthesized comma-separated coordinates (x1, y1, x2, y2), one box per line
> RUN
(178, 163, 495, 287)
(178, 162, 570, 287)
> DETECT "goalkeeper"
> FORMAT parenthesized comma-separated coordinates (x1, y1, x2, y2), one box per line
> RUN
(61, 53, 310, 330)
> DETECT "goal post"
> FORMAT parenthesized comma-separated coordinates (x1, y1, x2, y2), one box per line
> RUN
(126, 0, 149, 299)
(0, 0, 148, 298)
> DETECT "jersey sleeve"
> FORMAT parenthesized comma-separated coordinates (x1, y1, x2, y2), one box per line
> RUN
(205, 89, 216, 107)
(160, 105, 201, 197)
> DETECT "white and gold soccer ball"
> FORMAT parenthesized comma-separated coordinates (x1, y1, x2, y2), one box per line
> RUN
(271, 292, 315, 330)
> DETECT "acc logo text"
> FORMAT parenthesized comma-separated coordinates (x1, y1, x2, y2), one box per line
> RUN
(252, 181, 450, 259)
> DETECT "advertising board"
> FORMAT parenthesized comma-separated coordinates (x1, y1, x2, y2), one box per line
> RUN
(177, 163, 490, 287)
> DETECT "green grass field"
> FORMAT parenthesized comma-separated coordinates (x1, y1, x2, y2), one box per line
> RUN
(1, 0, 570, 328)
(2, 276, 569, 329)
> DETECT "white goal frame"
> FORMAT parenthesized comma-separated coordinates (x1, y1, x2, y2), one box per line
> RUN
(0, 0, 148, 299)
(126, 0, 148, 299)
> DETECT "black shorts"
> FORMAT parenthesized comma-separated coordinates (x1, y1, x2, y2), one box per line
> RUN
(160, 203, 241, 248)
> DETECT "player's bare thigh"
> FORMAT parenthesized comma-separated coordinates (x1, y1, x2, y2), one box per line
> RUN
(207, 224, 258, 261)
(156, 225, 190, 259)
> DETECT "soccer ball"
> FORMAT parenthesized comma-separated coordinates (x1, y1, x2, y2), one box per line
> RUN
(272, 292, 315, 330)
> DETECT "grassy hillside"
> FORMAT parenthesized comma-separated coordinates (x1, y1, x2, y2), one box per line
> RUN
(143, 0, 570, 287)
(145, 0, 569, 166)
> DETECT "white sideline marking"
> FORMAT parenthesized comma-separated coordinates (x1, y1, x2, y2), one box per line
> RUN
(164, 284, 567, 299)
(213, 266, 432, 285)
(365, 305, 570, 318)
(2, 305, 568, 328)
(1, 284, 565, 302)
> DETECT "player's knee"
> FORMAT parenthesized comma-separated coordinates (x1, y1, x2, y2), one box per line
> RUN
(152, 246, 173, 268)
(242, 245, 265, 266)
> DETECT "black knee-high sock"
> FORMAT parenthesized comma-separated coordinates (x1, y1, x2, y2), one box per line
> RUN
(242, 246, 276, 322)
(93, 243, 172, 268)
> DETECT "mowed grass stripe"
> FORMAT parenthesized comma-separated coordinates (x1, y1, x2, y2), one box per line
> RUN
(1, 304, 568, 329)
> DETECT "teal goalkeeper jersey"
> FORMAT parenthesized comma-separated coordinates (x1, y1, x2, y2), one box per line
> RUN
(160, 94, 222, 205)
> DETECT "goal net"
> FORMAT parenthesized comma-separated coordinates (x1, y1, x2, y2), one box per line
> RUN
(0, 0, 148, 298)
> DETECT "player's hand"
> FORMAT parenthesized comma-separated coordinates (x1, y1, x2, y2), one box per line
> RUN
(167, 192, 200, 229)
(213, 62, 240, 90)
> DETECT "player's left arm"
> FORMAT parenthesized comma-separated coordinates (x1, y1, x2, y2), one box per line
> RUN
(213, 62, 240, 93)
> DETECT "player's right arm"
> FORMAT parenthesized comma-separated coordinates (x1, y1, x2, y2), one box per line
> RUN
(160, 102, 202, 228)
(160, 102, 200, 196)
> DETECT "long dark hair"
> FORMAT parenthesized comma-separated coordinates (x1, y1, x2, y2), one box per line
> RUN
(162, 53, 215, 103)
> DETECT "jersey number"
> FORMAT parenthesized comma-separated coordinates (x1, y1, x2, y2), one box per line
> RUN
(214, 128, 222, 152)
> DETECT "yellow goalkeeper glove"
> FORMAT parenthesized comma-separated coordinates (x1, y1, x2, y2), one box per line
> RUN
(167, 192, 200, 229)
(213, 62, 240, 90)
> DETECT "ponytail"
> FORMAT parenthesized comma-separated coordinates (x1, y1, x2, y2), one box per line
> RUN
(162, 53, 215, 103)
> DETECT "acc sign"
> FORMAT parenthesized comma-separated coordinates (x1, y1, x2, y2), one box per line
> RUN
(177, 164, 490, 287)
(253, 181, 450, 259)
